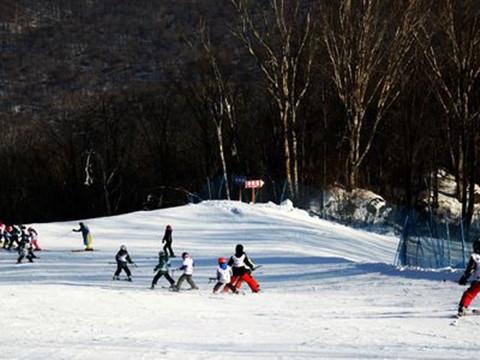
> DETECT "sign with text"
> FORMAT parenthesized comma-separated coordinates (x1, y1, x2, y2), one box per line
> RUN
(233, 175, 247, 185)
(245, 179, 265, 189)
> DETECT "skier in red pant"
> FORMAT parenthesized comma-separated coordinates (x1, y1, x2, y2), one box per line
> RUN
(227, 244, 260, 293)
(457, 239, 480, 316)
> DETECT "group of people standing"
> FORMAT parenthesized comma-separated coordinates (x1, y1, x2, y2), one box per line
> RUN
(0, 222, 41, 263)
(112, 224, 261, 294)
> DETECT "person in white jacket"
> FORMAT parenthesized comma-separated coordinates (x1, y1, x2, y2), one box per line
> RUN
(213, 257, 239, 294)
(173, 252, 198, 291)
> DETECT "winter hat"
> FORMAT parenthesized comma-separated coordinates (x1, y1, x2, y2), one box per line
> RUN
(218, 257, 226, 264)
(120, 245, 127, 251)
(166, 225, 172, 230)
(182, 252, 189, 259)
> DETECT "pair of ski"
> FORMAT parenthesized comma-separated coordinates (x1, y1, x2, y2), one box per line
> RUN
(450, 309, 480, 326)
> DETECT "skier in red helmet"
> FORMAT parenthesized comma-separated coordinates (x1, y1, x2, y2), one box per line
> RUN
(213, 257, 239, 294)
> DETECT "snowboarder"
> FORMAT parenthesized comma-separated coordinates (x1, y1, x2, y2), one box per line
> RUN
(162, 224, 175, 257)
(27, 227, 41, 251)
(173, 252, 198, 291)
(457, 239, 480, 316)
(150, 251, 175, 289)
(72, 222, 93, 251)
(227, 244, 260, 293)
(213, 257, 239, 294)
(113, 245, 134, 281)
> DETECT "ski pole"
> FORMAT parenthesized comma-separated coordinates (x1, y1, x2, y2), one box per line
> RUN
(52, 229, 74, 243)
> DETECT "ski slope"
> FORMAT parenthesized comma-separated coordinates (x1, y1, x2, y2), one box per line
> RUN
(0, 200, 472, 359)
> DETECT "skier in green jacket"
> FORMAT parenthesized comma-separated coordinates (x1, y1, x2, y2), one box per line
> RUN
(150, 251, 176, 290)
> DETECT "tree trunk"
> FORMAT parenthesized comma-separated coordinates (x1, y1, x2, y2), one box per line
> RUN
(216, 124, 231, 200)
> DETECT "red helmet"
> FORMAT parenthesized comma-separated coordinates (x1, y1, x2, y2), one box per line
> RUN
(218, 257, 226, 264)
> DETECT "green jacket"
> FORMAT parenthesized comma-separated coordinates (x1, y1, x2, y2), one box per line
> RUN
(154, 254, 170, 273)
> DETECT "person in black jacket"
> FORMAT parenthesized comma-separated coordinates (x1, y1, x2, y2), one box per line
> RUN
(162, 225, 175, 257)
(457, 239, 480, 316)
(17, 237, 35, 263)
(227, 244, 260, 293)
(113, 245, 134, 281)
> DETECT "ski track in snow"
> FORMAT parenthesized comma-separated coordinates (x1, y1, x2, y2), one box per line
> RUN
(0, 201, 472, 359)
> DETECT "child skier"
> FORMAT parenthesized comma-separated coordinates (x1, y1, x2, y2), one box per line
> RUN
(113, 245, 134, 281)
(213, 257, 239, 294)
(72, 222, 93, 251)
(27, 227, 41, 251)
(162, 224, 175, 257)
(173, 252, 198, 291)
(227, 244, 260, 293)
(150, 251, 176, 290)
(2, 225, 12, 249)
(0, 222, 5, 247)
(7, 225, 21, 250)
(457, 239, 480, 316)
(17, 239, 35, 264)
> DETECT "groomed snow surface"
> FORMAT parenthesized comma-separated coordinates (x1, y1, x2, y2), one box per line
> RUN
(0, 201, 472, 359)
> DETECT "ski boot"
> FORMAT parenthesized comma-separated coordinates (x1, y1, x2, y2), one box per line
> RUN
(127, 276, 132, 282)
(113, 275, 120, 281)
(457, 305, 467, 317)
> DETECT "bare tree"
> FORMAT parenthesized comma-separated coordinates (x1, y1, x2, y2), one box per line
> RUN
(230, 0, 314, 199)
(415, 0, 480, 226)
(322, 0, 420, 189)
(181, 21, 242, 200)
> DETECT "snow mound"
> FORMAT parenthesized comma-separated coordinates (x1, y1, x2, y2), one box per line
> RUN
(30, 200, 397, 264)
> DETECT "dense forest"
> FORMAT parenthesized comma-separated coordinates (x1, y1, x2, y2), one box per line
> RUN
(0, 0, 479, 224)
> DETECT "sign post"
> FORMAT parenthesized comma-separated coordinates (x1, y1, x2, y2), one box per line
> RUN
(233, 175, 247, 201)
(244, 179, 265, 204)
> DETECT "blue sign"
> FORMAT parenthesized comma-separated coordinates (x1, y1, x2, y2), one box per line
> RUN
(233, 175, 247, 185)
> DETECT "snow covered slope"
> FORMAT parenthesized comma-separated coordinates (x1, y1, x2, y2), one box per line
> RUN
(0, 201, 473, 359)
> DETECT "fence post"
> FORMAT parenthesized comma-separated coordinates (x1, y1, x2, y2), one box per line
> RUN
(446, 222, 451, 267)
(395, 214, 410, 266)
(460, 219, 467, 268)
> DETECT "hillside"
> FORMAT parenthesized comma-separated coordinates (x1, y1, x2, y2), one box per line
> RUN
(0, 201, 476, 359)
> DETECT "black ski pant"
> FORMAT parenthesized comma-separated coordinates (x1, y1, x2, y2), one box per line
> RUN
(163, 241, 175, 257)
(8, 236, 19, 249)
(114, 262, 131, 277)
(152, 271, 175, 286)
(17, 254, 34, 263)
(213, 282, 238, 293)
(176, 274, 198, 289)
